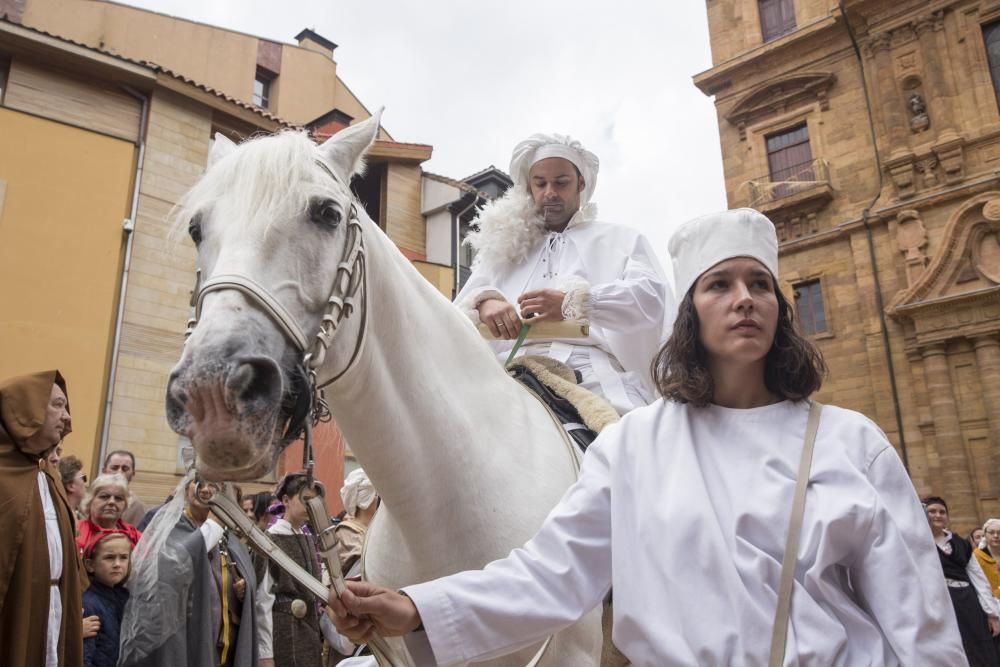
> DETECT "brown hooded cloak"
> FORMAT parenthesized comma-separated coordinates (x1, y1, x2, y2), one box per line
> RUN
(0, 370, 85, 667)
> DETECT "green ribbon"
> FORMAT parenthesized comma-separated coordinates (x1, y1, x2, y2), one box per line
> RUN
(504, 323, 532, 368)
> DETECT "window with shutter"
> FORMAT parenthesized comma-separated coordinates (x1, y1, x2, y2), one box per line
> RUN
(766, 124, 813, 199)
(983, 21, 1000, 112)
(794, 280, 828, 335)
(759, 0, 796, 42)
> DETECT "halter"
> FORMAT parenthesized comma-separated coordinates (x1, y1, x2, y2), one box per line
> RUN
(183, 158, 368, 477)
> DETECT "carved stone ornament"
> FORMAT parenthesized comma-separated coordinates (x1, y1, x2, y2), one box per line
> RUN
(972, 225, 1000, 284)
(725, 72, 836, 139)
(982, 199, 1000, 223)
(896, 209, 929, 286)
(909, 93, 930, 133)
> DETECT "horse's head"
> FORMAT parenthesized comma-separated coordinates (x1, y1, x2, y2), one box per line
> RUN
(166, 112, 381, 480)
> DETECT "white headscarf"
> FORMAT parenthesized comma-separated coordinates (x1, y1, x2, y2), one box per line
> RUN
(668, 208, 779, 303)
(981, 518, 1000, 550)
(508, 133, 600, 206)
(466, 133, 601, 268)
(340, 468, 376, 517)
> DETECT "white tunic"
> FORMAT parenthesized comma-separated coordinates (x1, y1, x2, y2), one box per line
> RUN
(38, 472, 63, 667)
(456, 220, 671, 414)
(403, 399, 966, 666)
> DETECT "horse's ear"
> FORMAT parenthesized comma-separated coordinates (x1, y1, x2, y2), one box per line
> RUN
(318, 108, 383, 183)
(208, 132, 237, 169)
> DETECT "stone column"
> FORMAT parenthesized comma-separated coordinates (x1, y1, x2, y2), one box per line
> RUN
(914, 12, 959, 142)
(921, 343, 978, 524)
(972, 334, 1000, 496)
(869, 33, 911, 159)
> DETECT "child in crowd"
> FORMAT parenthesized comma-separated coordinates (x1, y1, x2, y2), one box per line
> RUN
(82, 531, 132, 667)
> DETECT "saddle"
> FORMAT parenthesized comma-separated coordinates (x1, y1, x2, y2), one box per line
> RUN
(508, 355, 619, 452)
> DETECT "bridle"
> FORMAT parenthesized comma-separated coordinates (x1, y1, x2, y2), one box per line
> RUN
(183, 158, 368, 474)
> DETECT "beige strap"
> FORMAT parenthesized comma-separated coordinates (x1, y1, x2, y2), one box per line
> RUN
(768, 400, 823, 667)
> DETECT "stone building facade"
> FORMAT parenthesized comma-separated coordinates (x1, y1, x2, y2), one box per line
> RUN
(696, 0, 1000, 529)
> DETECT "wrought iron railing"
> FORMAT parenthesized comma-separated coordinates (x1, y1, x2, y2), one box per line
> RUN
(740, 158, 830, 208)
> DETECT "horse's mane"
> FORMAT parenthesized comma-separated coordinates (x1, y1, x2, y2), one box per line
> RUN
(170, 130, 346, 241)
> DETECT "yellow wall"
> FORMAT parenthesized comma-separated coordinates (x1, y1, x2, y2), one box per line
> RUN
(0, 107, 136, 471)
(21, 0, 367, 126)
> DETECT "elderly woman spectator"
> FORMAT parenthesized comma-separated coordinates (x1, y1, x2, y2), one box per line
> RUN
(976, 519, 1000, 601)
(58, 455, 88, 516)
(76, 473, 141, 557)
(0, 370, 84, 667)
(335, 468, 379, 577)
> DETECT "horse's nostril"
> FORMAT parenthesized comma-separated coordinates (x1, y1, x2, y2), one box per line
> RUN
(227, 357, 282, 407)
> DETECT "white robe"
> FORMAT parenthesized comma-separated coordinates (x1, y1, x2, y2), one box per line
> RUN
(456, 219, 672, 414)
(38, 472, 62, 667)
(402, 399, 966, 666)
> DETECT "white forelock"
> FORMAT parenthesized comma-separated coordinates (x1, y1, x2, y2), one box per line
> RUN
(171, 130, 347, 241)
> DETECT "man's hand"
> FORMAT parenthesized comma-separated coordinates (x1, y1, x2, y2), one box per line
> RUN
(234, 577, 246, 602)
(478, 298, 522, 340)
(82, 614, 100, 638)
(328, 580, 422, 642)
(258, 659, 275, 667)
(989, 615, 1000, 637)
(518, 289, 566, 322)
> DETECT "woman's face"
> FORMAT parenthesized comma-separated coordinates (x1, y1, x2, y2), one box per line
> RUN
(925, 503, 949, 532)
(986, 523, 1000, 550)
(90, 485, 127, 528)
(692, 257, 778, 368)
(66, 470, 87, 508)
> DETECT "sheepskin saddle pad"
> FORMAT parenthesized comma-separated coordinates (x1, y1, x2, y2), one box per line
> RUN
(508, 355, 619, 453)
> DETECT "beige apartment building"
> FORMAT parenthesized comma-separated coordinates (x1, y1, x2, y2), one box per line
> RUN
(696, 0, 1000, 529)
(0, 0, 463, 506)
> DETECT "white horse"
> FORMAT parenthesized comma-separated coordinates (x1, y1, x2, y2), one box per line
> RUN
(165, 112, 604, 665)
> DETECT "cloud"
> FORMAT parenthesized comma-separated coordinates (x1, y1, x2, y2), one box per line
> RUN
(116, 0, 728, 268)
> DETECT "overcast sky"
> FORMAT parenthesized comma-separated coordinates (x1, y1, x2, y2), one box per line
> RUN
(118, 0, 728, 269)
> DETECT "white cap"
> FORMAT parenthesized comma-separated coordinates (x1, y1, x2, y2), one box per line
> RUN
(508, 133, 599, 206)
(340, 468, 376, 516)
(668, 208, 779, 302)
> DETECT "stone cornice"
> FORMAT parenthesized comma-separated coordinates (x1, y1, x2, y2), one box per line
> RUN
(693, 14, 840, 96)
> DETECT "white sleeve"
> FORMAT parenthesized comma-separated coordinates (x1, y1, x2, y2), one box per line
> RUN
(198, 520, 224, 552)
(849, 444, 968, 665)
(453, 266, 506, 322)
(587, 235, 668, 334)
(320, 613, 357, 656)
(401, 437, 613, 667)
(256, 567, 274, 659)
(967, 553, 1000, 617)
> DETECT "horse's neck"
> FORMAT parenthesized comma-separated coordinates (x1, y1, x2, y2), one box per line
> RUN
(324, 226, 526, 531)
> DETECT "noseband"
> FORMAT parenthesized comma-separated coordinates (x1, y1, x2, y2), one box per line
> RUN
(183, 159, 368, 455)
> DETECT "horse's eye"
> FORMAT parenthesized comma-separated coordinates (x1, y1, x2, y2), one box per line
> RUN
(188, 213, 203, 246)
(310, 198, 342, 228)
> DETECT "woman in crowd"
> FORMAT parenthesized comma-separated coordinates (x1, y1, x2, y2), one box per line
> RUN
(330, 209, 966, 666)
(76, 473, 142, 555)
(261, 473, 326, 667)
(977, 519, 1000, 599)
(0, 370, 84, 667)
(58, 455, 88, 517)
(925, 497, 1000, 666)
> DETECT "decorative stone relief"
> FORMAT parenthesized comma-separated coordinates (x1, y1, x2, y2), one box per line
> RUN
(972, 223, 1000, 285)
(896, 209, 930, 286)
(908, 93, 930, 133)
(933, 138, 965, 185)
(886, 156, 916, 199)
(916, 157, 938, 187)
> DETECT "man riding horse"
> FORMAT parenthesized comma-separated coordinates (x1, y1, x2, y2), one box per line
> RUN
(457, 133, 672, 414)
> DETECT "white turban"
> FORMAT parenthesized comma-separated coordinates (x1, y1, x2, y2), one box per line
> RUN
(508, 133, 600, 206)
(668, 208, 779, 303)
(340, 468, 376, 516)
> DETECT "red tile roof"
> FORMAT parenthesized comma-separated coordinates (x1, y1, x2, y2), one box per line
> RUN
(2, 17, 298, 128)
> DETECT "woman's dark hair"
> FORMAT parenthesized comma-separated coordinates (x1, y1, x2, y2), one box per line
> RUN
(275, 473, 326, 502)
(652, 285, 826, 407)
(251, 492, 275, 521)
(922, 496, 948, 511)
